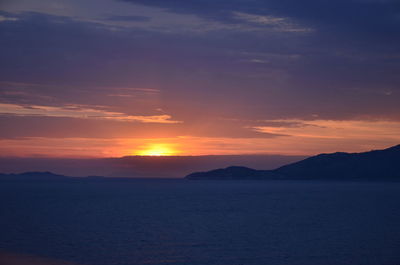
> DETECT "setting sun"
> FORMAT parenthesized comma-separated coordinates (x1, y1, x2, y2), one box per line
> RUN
(135, 144, 178, 156)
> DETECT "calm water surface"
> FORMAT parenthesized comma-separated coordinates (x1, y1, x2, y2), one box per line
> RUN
(1, 179, 400, 265)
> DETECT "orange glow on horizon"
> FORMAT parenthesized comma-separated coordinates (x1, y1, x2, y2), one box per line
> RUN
(135, 144, 178, 156)
(1, 119, 400, 158)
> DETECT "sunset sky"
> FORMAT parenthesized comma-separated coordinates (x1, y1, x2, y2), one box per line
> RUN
(1, 0, 400, 158)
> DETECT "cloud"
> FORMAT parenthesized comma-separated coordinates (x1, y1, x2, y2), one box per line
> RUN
(233, 12, 312, 32)
(1, 133, 398, 158)
(0, 2, 399, 158)
(0, 103, 181, 123)
(0, 14, 18, 22)
(120, 0, 400, 35)
(0, 9, 399, 124)
(0, 113, 282, 140)
(105, 15, 151, 22)
(252, 119, 400, 140)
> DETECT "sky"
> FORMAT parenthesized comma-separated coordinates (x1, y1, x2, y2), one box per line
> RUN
(0, 0, 400, 158)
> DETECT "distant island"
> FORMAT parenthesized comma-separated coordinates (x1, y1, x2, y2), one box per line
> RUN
(185, 144, 400, 180)
(0, 171, 69, 180)
(0, 172, 105, 180)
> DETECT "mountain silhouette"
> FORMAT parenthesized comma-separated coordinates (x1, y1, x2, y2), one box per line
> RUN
(185, 144, 400, 180)
(185, 166, 283, 180)
(0, 171, 69, 180)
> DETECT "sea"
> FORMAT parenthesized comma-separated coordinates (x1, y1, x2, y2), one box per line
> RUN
(1, 179, 400, 265)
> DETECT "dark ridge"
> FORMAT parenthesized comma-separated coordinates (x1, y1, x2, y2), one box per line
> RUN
(0, 171, 69, 180)
(0, 172, 107, 180)
(186, 166, 283, 180)
(185, 144, 400, 180)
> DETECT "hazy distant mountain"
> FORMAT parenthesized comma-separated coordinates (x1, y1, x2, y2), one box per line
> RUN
(0, 155, 306, 178)
(185, 166, 283, 180)
(0, 172, 109, 181)
(0, 171, 69, 180)
(186, 145, 400, 180)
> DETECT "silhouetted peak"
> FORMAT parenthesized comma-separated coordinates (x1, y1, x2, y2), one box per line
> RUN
(186, 144, 400, 180)
(224, 166, 256, 171)
(314, 152, 349, 158)
(384, 144, 400, 151)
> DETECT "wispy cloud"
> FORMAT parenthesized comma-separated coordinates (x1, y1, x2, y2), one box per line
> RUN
(0, 15, 19, 22)
(105, 15, 151, 22)
(1, 134, 398, 158)
(252, 119, 400, 140)
(233, 12, 313, 32)
(0, 103, 181, 124)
